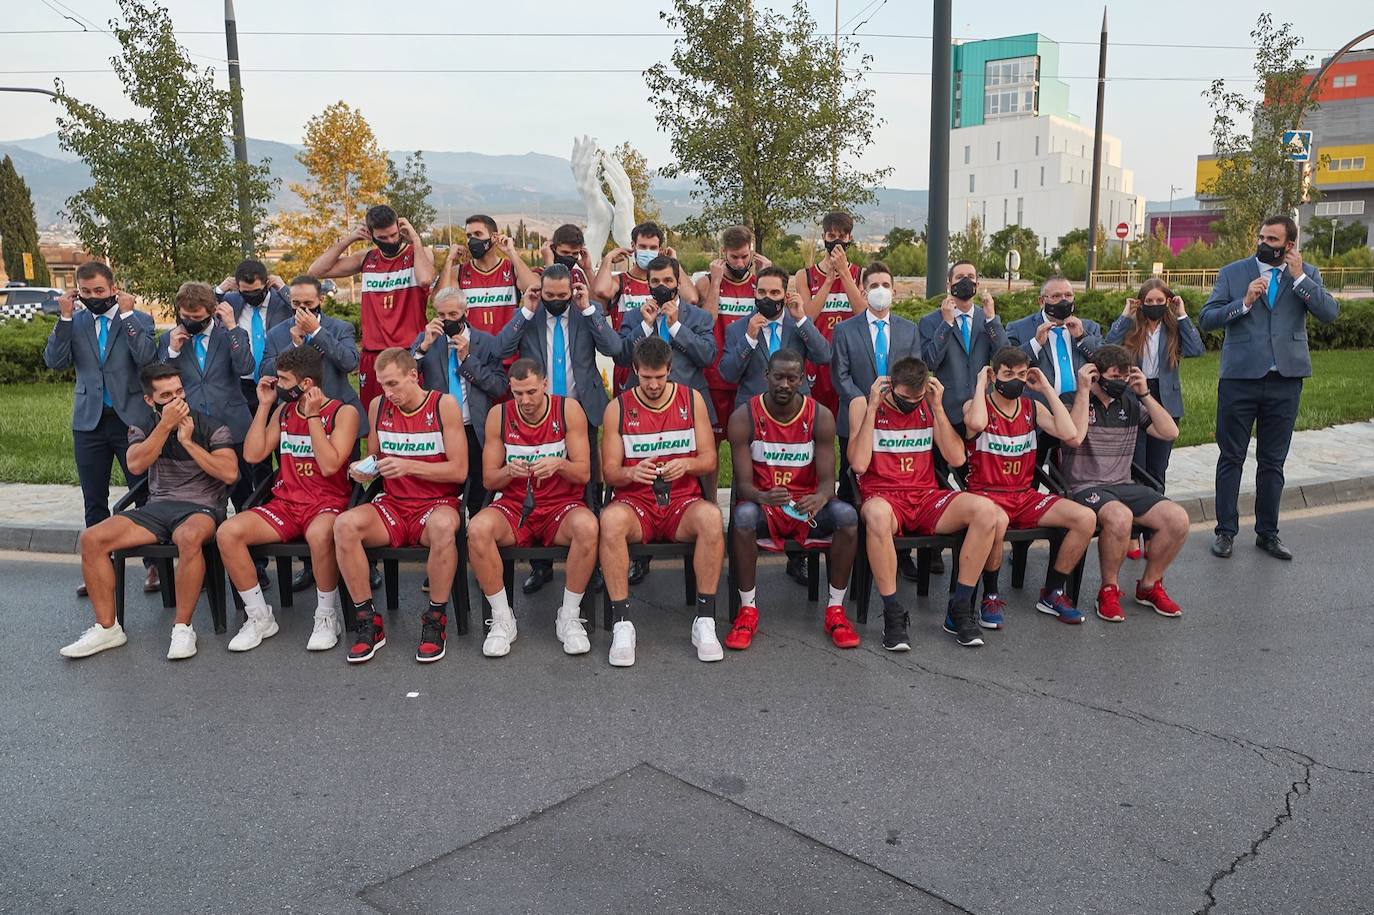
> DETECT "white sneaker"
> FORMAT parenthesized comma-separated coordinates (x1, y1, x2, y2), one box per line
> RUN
(608, 620, 636, 667)
(692, 616, 723, 662)
(483, 616, 517, 658)
(167, 623, 197, 660)
(59, 622, 127, 658)
(306, 606, 342, 651)
(228, 605, 278, 652)
(555, 613, 591, 655)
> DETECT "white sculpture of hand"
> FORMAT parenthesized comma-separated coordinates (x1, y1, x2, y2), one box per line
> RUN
(571, 135, 612, 260)
(601, 152, 636, 250)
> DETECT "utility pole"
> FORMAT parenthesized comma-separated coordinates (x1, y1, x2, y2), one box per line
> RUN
(1085, 8, 1107, 288)
(926, 0, 952, 297)
(224, 0, 253, 256)
(1166, 183, 1181, 250)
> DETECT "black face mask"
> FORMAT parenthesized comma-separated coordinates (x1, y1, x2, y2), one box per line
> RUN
(442, 318, 467, 337)
(725, 262, 750, 280)
(152, 400, 166, 416)
(553, 253, 579, 270)
(180, 315, 211, 335)
(80, 295, 117, 315)
(994, 378, 1025, 400)
(755, 296, 783, 320)
(1100, 378, 1130, 399)
(374, 236, 405, 258)
(240, 288, 268, 307)
(950, 277, 978, 302)
(1256, 241, 1286, 266)
(649, 284, 675, 305)
(1140, 303, 1168, 322)
(467, 237, 492, 260)
(278, 383, 304, 403)
(891, 392, 922, 414)
(1044, 300, 1074, 322)
(542, 297, 571, 317)
(823, 239, 851, 253)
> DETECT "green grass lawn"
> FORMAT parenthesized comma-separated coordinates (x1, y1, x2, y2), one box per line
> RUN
(4, 351, 1373, 486)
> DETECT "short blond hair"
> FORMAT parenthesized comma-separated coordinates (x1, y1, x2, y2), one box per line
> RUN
(373, 346, 416, 375)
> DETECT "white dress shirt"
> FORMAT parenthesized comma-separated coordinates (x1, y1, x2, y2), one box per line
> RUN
(1141, 324, 1163, 379)
(167, 327, 213, 362)
(238, 301, 272, 379)
(449, 330, 472, 426)
(866, 308, 889, 350)
(519, 301, 598, 399)
(745, 313, 805, 349)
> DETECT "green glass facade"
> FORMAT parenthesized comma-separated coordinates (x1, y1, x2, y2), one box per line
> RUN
(951, 33, 1073, 128)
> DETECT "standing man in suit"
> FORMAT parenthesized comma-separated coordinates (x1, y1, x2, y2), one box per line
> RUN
(718, 265, 831, 408)
(1200, 215, 1339, 561)
(1006, 276, 1104, 405)
(919, 260, 1010, 434)
(43, 261, 159, 596)
(411, 285, 508, 511)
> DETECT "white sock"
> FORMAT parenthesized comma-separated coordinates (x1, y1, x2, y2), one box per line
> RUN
(238, 584, 266, 611)
(828, 584, 847, 606)
(739, 587, 757, 608)
(486, 589, 513, 622)
(317, 589, 340, 611)
(560, 589, 584, 618)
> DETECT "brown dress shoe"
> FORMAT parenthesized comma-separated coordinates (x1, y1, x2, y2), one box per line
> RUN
(143, 566, 161, 592)
(76, 582, 89, 597)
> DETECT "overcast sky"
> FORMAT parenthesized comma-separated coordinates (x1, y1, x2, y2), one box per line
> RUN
(3, 1, 1368, 202)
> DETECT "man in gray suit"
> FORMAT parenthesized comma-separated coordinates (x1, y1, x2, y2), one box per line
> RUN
(1006, 276, 1104, 405)
(718, 265, 831, 409)
(1200, 215, 1339, 561)
(412, 285, 508, 510)
(261, 275, 364, 434)
(918, 259, 1011, 434)
(43, 261, 159, 595)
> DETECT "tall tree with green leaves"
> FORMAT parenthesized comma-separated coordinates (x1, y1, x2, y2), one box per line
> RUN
(644, 0, 890, 252)
(0, 156, 52, 286)
(54, 0, 274, 304)
(1201, 14, 1322, 247)
(384, 151, 436, 235)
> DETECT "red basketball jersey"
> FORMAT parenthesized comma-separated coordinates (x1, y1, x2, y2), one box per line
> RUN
(458, 258, 519, 336)
(965, 395, 1039, 493)
(272, 398, 352, 506)
(707, 271, 757, 390)
(858, 398, 939, 500)
(610, 271, 652, 393)
(375, 389, 458, 502)
(360, 245, 428, 351)
(615, 383, 700, 504)
(748, 394, 818, 500)
(805, 263, 863, 339)
(494, 395, 583, 509)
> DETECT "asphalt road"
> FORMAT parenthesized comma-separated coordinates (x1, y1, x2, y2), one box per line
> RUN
(4, 502, 1372, 915)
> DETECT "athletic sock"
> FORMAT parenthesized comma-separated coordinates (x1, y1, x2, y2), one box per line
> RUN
(485, 589, 513, 622)
(881, 592, 901, 612)
(428, 600, 447, 616)
(1044, 569, 1068, 593)
(317, 589, 340, 610)
(559, 589, 584, 618)
(953, 583, 976, 607)
(739, 587, 757, 608)
(237, 584, 266, 611)
(695, 593, 717, 621)
(982, 568, 1001, 597)
(355, 598, 375, 617)
(828, 584, 847, 606)
(611, 599, 631, 623)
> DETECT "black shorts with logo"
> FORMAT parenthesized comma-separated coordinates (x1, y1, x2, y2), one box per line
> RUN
(120, 500, 224, 542)
(1071, 483, 1167, 519)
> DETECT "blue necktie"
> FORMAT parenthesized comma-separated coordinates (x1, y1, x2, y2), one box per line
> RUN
(250, 307, 265, 380)
(1266, 268, 1279, 309)
(873, 320, 888, 375)
(1054, 327, 1076, 394)
(658, 315, 671, 342)
(447, 349, 466, 408)
(550, 316, 567, 396)
(194, 334, 207, 371)
(97, 316, 112, 406)
(767, 321, 781, 355)
(959, 313, 972, 353)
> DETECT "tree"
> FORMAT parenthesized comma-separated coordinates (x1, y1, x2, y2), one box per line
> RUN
(1050, 226, 1107, 267)
(278, 101, 389, 266)
(876, 226, 918, 260)
(0, 156, 51, 286)
(54, 0, 274, 303)
(1307, 216, 1369, 260)
(986, 224, 1040, 274)
(950, 215, 987, 267)
(602, 141, 661, 225)
(644, 0, 891, 252)
(515, 219, 528, 248)
(1201, 14, 1322, 248)
(383, 151, 436, 234)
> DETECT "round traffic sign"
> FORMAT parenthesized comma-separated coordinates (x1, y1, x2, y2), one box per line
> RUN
(1115, 222, 1130, 239)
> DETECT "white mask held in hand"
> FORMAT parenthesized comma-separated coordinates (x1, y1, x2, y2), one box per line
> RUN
(867, 287, 893, 312)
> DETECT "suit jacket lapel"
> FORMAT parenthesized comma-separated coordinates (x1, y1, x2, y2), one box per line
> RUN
(82, 313, 102, 361)
(860, 318, 877, 373)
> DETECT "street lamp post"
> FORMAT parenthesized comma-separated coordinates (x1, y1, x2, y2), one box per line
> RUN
(1166, 184, 1182, 251)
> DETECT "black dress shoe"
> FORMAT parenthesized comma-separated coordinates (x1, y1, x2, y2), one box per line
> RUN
(785, 554, 809, 586)
(291, 566, 315, 592)
(257, 567, 272, 592)
(522, 564, 553, 594)
(76, 582, 89, 598)
(587, 568, 605, 593)
(929, 551, 945, 575)
(628, 557, 651, 585)
(1256, 535, 1293, 561)
(369, 564, 384, 591)
(897, 552, 921, 581)
(1211, 534, 1234, 558)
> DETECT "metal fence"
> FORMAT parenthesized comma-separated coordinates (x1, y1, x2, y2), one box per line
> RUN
(1089, 267, 1374, 291)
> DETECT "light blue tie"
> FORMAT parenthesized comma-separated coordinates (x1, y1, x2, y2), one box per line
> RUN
(1054, 327, 1076, 394)
(658, 315, 671, 342)
(1266, 268, 1279, 309)
(250, 307, 265, 380)
(873, 320, 888, 375)
(959, 313, 972, 353)
(194, 334, 207, 371)
(551, 316, 567, 396)
(767, 321, 781, 355)
(447, 349, 466, 408)
(97, 316, 112, 406)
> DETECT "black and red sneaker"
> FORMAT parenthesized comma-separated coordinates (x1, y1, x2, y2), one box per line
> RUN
(416, 608, 447, 663)
(347, 610, 386, 664)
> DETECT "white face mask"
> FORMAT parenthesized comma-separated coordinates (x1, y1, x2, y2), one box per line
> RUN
(866, 287, 893, 312)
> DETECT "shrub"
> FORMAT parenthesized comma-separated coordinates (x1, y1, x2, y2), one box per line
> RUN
(0, 316, 75, 384)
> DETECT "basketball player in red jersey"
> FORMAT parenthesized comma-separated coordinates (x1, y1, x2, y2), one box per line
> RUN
(466, 359, 599, 659)
(332, 348, 467, 665)
(542, 224, 594, 287)
(216, 345, 360, 653)
(599, 338, 724, 668)
(697, 225, 774, 441)
(438, 214, 539, 338)
(794, 211, 865, 418)
(309, 204, 436, 411)
(848, 357, 1003, 651)
(964, 347, 1096, 629)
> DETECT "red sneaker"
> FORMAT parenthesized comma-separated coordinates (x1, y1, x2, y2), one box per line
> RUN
(1136, 578, 1183, 618)
(724, 606, 759, 650)
(824, 605, 860, 649)
(1095, 585, 1126, 623)
(348, 610, 386, 663)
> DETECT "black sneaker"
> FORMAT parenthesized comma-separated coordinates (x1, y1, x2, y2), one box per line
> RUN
(882, 609, 911, 651)
(348, 611, 386, 664)
(368, 564, 384, 591)
(896, 551, 920, 582)
(785, 554, 809, 586)
(291, 565, 315, 592)
(416, 608, 446, 663)
(628, 557, 652, 585)
(522, 562, 553, 594)
(942, 600, 984, 647)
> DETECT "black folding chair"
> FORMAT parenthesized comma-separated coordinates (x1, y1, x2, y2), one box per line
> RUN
(724, 484, 827, 622)
(108, 482, 229, 634)
(600, 477, 710, 631)
(950, 458, 1068, 596)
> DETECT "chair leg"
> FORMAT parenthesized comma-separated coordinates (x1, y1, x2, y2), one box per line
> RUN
(806, 551, 820, 603)
(113, 552, 127, 628)
(454, 540, 469, 636)
(916, 547, 931, 597)
(948, 541, 962, 596)
(1011, 540, 1030, 589)
(683, 554, 696, 607)
(158, 557, 176, 609)
(384, 558, 400, 610)
(206, 546, 227, 634)
(342, 590, 356, 630)
(602, 587, 612, 632)
(276, 556, 294, 609)
(727, 544, 740, 621)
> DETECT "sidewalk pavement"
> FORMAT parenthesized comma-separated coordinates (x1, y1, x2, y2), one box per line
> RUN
(3, 420, 1373, 554)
